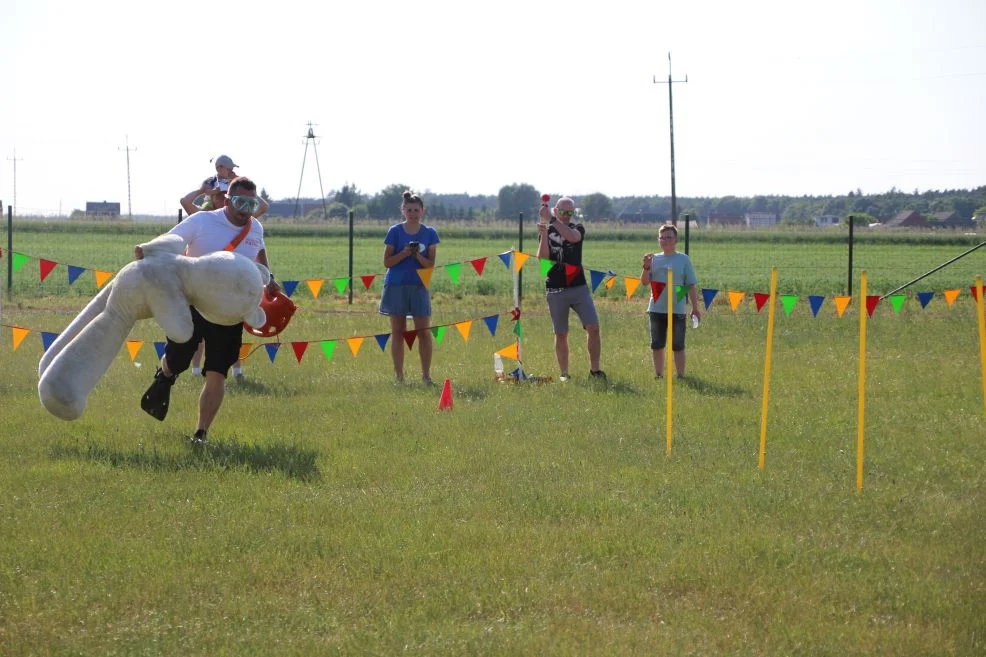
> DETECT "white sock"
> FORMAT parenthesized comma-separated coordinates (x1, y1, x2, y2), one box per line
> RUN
(232, 366, 242, 376)
(192, 367, 201, 375)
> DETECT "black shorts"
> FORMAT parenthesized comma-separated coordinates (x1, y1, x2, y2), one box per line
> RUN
(649, 312, 687, 352)
(164, 306, 243, 378)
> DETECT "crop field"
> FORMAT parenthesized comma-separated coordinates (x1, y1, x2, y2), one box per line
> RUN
(1, 221, 984, 655)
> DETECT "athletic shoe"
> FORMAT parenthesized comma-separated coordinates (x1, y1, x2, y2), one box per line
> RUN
(140, 368, 177, 421)
(189, 429, 210, 447)
(559, 374, 570, 383)
(589, 370, 607, 380)
(422, 376, 434, 386)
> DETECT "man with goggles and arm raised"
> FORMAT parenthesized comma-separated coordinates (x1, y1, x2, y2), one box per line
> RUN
(135, 176, 280, 445)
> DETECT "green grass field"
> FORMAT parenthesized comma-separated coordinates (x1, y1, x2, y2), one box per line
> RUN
(1, 222, 984, 655)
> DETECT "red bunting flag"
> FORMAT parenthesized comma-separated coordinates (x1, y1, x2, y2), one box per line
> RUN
(291, 341, 309, 363)
(510, 307, 521, 321)
(650, 281, 666, 302)
(403, 330, 417, 350)
(866, 295, 880, 317)
(39, 259, 58, 282)
(564, 264, 579, 286)
(470, 258, 487, 276)
(754, 293, 770, 312)
(360, 274, 376, 290)
(970, 285, 981, 302)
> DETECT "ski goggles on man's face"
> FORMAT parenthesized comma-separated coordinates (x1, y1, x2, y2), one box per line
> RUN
(227, 195, 262, 214)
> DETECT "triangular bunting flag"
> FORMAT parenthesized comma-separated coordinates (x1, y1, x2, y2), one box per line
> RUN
(625, 277, 641, 300)
(41, 332, 58, 352)
(455, 320, 472, 342)
(416, 267, 434, 288)
(589, 270, 606, 292)
(498, 252, 512, 270)
(360, 274, 376, 290)
(432, 325, 447, 344)
(675, 285, 687, 302)
(495, 342, 519, 361)
(375, 334, 390, 352)
(865, 296, 880, 317)
(126, 340, 143, 361)
(12, 252, 29, 273)
(445, 262, 461, 285)
(265, 343, 280, 362)
(320, 340, 337, 362)
(889, 294, 906, 314)
(291, 341, 308, 363)
(971, 285, 982, 302)
(564, 264, 579, 286)
(39, 259, 57, 282)
(333, 277, 349, 296)
(808, 295, 825, 317)
(650, 281, 666, 302)
(306, 279, 324, 299)
(239, 343, 252, 361)
(514, 251, 530, 273)
(754, 293, 770, 312)
(780, 294, 798, 316)
(728, 291, 745, 311)
(346, 337, 364, 356)
(606, 275, 616, 290)
(702, 288, 718, 310)
(917, 291, 933, 308)
(513, 319, 523, 338)
(943, 289, 960, 307)
(470, 257, 487, 276)
(12, 327, 29, 351)
(154, 342, 167, 359)
(282, 280, 299, 297)
(539, 258, 555, 278)
(403, 330, 417, 350)
(483, 315, 499, 336)
(833, 295, 852, 318)
(94, 270, 113, 289)
(67, 265, 85, 285)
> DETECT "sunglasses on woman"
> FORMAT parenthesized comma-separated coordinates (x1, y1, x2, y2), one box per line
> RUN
(227, 195, 262, 214)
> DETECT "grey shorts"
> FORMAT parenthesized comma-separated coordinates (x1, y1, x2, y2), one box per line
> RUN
(545, 285, 599, 335)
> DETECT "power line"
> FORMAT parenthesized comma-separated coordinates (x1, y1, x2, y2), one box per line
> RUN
(7, 149, 23, 217)
(294, 122, 328, 219)
(654, 52, 687, 225)
(119, 136, 136, 220)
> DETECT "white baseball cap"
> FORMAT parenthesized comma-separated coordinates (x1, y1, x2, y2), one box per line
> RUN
(213, 154, 238, 169)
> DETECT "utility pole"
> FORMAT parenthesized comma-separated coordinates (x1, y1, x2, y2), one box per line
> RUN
(294, 121, 328, 220)
(653, 53, 687, 226)
(7, 150, 23, 216)
(119, 136, 136, 220)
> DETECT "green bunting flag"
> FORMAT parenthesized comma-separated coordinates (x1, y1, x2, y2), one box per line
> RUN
(432, 325, 447, 344)
(333, 278, 348, 296)
(539, 258, 554, 278)
(513, 319, 523, 338)
(445, 263, 461, 285)
(675, 285, 687, 302)
(320, 340, 336, 362)
(780, 294, 798, 316)
(12, 252, 29, 273)
(889, 294, 906, 314)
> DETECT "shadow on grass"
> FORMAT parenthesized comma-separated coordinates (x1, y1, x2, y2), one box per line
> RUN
(225, 377, 272, 395)
(676, 375, 749, 397)
(50, 437, 321, 482)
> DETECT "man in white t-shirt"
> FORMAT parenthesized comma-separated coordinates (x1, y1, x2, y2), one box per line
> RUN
(135, 176, 280, 445)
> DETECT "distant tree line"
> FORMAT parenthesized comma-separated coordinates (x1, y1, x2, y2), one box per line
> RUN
(278, 182, 986, 224)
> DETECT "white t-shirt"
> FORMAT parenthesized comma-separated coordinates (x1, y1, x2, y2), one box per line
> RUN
(168, 208, 265, 259)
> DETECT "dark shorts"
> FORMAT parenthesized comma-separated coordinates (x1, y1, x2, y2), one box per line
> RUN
(164, 306, 243, 378)
(649, 312, 687, 351)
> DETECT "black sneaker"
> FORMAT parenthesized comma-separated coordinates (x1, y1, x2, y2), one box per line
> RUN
(189, 429, 210, 447)
(140, 368, 177, 421)
(589, 370, 607, 380)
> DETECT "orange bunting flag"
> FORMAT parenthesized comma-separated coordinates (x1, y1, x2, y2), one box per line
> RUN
(455, 320, 472, 342)
(239, 343, 253, 361)
(125, 340, 143, 362)
(624, 277, 641, 300)
(754, 293, 770, 312)
(12, 327, 30, 351)
(728, 291, 745, 311)
(94, 270, 114, 289)
(306, 279, 324, 299)
(833, 295, 852, 317)
(495, 342, 519, 361)
(514, 251, 530, 272)
(360, 274, 376, 290)
(291, 341, 309, 363)
(606, 275, 616, 290)
(943, 289, 960, 307)
(417, 267, 434, 288)
(346, 336, 364, 356)
(39, 259, 58, 282)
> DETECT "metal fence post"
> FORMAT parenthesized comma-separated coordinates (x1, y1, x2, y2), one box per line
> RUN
(518, 211, 524, 306)
(348, 210, 354, 305)
(6, 205, 12, 298)
(848, 216, 855, 296)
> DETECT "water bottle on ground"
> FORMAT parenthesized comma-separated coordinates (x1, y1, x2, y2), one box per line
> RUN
(493, 353, 504, 380)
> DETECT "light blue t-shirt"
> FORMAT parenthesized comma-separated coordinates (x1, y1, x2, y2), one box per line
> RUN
(646, 251, 698, 314)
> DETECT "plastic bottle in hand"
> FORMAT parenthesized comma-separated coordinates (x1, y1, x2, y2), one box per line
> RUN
(692, 314, 700, 329)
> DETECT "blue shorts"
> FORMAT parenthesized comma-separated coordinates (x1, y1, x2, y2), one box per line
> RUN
(379, 285, 432, 318)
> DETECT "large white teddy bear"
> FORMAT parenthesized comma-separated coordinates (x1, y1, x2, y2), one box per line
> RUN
(38, 233, 268, 421)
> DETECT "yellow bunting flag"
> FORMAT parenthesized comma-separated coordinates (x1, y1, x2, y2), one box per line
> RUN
(239, 343, 253, 361)
(514, 251, 530, 273)
(833, 295, 852, 317)
(728, 291, 745, 311)
(624, 277, 641, 300)
(455, 320, 472, 342)
(606, 276, 616, 290)
(943, 289, 960, 307)
(12, 327, 30, 350)
(125, 340, 143, 362)
(346, 337, 364, 356)
(306, 279, 324, 299)
(495, 342, 519, 361)
(416, 267, 434, 288)
(94, 270, 114, 289)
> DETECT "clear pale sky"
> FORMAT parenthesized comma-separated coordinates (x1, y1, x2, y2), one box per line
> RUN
(2, 0, 984, 216)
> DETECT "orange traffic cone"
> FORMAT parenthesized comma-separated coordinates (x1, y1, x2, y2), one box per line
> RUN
(437, 378, 453, 411)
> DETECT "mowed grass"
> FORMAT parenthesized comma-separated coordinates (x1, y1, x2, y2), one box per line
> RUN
(0, 224, 984, 655)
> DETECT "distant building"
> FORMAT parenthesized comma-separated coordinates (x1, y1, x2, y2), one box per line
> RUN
(745, 212, 778, 228)
(929, 211, 974, 229)
(85, 201, 121, 217)
(814, 214, 842, 228)
(706, 213, 745, 227)
(616, 209, 667, 224)
(884, 211, 928, 229)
